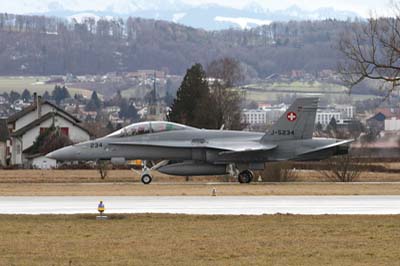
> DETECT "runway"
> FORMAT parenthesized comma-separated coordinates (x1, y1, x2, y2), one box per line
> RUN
(1, 196, 400, 215)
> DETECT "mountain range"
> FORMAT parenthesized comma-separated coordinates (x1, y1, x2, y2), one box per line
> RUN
(26, 1, 360, 30)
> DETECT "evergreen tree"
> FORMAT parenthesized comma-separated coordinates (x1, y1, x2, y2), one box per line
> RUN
(326, 117, 338, 135)
(119, 98, 139, 121)
(9, 90, 21, 103)
(106, 121, 114, 133)
(42, 91, 51, 100)
(61, 86, 71, 99)
(168, 63, 215, 128)
(315, 122, 323, 132)
(118, 98, 129, 118)
(21, 89, 31, 102)
(52, 85, 71, 104)
(86, 91, 102, 111)
(111, 90, 123, 106)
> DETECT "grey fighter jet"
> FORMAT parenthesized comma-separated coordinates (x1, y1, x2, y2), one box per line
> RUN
(47, 98, 353, 184)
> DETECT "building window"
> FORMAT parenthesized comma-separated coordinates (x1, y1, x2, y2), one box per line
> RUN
(60, 127, 69, 136)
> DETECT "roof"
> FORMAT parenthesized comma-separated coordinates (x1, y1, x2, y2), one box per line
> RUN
(374, 108, 400, 119)
(7, 100, 81, 124)
(367, 112, 386, 122)
(10, 112, 91, 137)
(0, 119, 9, 142)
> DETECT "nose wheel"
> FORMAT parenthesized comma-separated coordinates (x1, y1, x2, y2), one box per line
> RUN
(141, 174, 152, 185)
(238, 170, 254, 184)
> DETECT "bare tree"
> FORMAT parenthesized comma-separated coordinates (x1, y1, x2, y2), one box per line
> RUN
(207, 58, 245, 130)
(207, 57, 244, 87)
(320, 155, 365, 182)
(339, 8, 400, 97)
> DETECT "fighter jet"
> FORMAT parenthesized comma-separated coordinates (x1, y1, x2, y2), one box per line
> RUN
(47, 98, 353, 184)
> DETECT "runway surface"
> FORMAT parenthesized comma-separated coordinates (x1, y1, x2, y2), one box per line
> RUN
(1, 196, 400, 215)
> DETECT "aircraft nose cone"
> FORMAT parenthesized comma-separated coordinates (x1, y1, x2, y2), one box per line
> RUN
(46, 146, 76, 161)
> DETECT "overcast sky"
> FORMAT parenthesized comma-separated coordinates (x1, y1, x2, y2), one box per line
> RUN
(0, 0, 395, 17)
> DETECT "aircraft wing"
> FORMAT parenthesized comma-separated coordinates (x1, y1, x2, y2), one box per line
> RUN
(298, 139, 354, 156)
(109, 140, 277, 153)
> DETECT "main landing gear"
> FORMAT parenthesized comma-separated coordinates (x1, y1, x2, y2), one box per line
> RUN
(238, 170, 254, 184)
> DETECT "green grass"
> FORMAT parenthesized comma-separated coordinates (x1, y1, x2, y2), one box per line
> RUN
(0, 76, 92, 97)
(0, 214, 399, 265)
(245, 90, 377, 102)
(245, 81, 348, 93)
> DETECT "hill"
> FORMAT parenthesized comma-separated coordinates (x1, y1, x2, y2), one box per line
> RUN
(0, 13, 350, 77)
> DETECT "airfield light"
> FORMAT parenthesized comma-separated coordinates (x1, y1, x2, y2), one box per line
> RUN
(96, 200, 108, 220)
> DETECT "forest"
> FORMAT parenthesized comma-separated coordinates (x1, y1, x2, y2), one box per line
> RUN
(0, 13, 355, 76)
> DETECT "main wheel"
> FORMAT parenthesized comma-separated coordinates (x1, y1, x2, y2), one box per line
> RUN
(238, 170, 253, 184)
(141, 174, 152, 185)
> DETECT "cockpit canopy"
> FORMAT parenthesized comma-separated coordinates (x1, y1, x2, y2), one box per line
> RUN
(105, 121, 197, 138)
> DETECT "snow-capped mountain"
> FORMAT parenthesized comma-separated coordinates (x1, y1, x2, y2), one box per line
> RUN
(10, 0, 361, 30)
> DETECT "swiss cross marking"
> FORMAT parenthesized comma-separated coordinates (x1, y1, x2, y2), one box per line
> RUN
(287, 112, 297, 121)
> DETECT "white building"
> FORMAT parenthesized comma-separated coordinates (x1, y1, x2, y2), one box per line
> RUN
(315, 110, 342, 126)
(384, 117, 400, 131)
(0, 119, 9, 166)
(243, 104, 287, 126)
(243, 109, 268, 125)
(335, 105, 355, 119)
(7, 96, 91, 167)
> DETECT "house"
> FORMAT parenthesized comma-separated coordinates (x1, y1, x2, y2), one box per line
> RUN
(7, 94, 91, 167)
(0, 119, 9, 166)
(385, 117, 400, 131)
(366, 112, 387, 132)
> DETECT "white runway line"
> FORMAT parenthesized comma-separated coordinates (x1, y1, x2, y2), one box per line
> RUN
(0, 196, 400, 215)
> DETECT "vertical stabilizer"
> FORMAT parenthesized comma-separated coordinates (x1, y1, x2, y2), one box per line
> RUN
(262, 98, 319, 142)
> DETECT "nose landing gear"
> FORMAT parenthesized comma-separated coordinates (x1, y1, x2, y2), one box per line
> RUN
(141, 174, 152, 185)
(134, 160, 169, 185)
(140, 160, 153, 185)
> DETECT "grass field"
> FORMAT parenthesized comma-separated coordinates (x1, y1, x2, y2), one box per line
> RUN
(2, 168, 400, 183)
(245, 90, 376, 102)
(243, 81, 378, 102)
(1, 169, 400, 196)
(0, 214, 399, 265)
(0, 76, 93, 97)
(245, 81, 348, 93)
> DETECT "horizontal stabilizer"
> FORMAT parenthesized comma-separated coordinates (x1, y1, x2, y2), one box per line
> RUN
(298, 139, 354, 156)
(218, 144, 277, 155)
